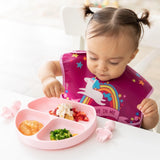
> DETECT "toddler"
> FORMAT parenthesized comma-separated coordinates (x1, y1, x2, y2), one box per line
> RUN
(39, 6, 159, 129)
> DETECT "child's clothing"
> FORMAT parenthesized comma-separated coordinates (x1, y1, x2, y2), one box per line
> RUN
(60, 50, 153, 127)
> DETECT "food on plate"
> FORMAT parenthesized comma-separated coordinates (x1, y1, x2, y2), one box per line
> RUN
(49, 103, 89, 122)
(56, 103, 74, 120)
(50, 128, 76, 140)
(18, 120, 44, 136)
(64, 113, 74, 120)
(72, 107, 89, 122)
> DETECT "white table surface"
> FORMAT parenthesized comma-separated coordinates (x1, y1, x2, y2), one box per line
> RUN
(0, 89, 160, 160)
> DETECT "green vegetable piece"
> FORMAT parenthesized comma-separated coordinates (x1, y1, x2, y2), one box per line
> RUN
(50, 128, 73, 140)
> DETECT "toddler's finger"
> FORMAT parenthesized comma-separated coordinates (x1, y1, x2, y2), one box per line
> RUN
(55, 86, 61, 98)
(44, 89, 51, 98)
(137, 104, 142, 111)
(139, 98, 150, 107)
(61, 85, 65, 92)
(143, 105, 154, 115)
(43, 89, 48, 97)
(137, 99, 152, 111)
(141, 101, 154, 113)
(50, 87, 56, 97)
(143, 109, 158, 118)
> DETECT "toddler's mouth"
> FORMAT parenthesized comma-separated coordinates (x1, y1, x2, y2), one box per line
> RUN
(96, 73, 110, 79)
(97, 73, 109, 77)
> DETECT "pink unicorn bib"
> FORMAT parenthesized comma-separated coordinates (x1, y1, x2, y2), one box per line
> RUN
(60, 50, 153, 127)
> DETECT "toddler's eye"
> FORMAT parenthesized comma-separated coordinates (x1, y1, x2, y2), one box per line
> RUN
(109, 62, 119, 65)
(90, 57, 98, 60)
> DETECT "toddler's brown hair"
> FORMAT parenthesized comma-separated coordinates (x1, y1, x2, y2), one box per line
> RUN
(83, 6, 150, 51)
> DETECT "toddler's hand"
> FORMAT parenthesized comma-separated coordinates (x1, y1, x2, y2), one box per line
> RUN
(42, 77, 65, 98)
(137, 98, 158, 118)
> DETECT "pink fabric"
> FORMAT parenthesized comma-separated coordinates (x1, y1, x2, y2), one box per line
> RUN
(60, 50, 153, 127)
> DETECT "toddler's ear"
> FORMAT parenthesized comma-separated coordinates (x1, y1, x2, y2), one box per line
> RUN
(128, 49, 139, 63)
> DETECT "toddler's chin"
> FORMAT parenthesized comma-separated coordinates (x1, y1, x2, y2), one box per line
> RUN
(96, 75, 111, 81)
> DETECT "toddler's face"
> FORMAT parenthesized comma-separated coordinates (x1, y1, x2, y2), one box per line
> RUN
(86, 34, 138, 81)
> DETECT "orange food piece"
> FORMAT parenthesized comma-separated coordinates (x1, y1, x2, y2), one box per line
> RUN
(18, 120, 44, 136)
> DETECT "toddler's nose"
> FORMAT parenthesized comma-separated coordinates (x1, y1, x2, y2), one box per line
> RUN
(98, 62, 108, 72)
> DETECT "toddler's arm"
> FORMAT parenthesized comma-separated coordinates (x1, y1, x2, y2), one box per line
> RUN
(137, 98, 159, 129)
(39, 61, 64, 98)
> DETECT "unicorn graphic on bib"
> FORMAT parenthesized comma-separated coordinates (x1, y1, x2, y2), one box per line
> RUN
(78, 77, 106, 105)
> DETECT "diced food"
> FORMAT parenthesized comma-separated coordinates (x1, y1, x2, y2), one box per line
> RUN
(49, 103, 89, 122)
(50, 128, 74, 140)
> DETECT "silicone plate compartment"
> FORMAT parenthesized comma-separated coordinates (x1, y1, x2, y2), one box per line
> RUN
(15, 97, 97, 150)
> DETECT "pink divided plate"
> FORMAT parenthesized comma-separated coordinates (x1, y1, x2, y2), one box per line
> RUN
(15, 97, 97, 150)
